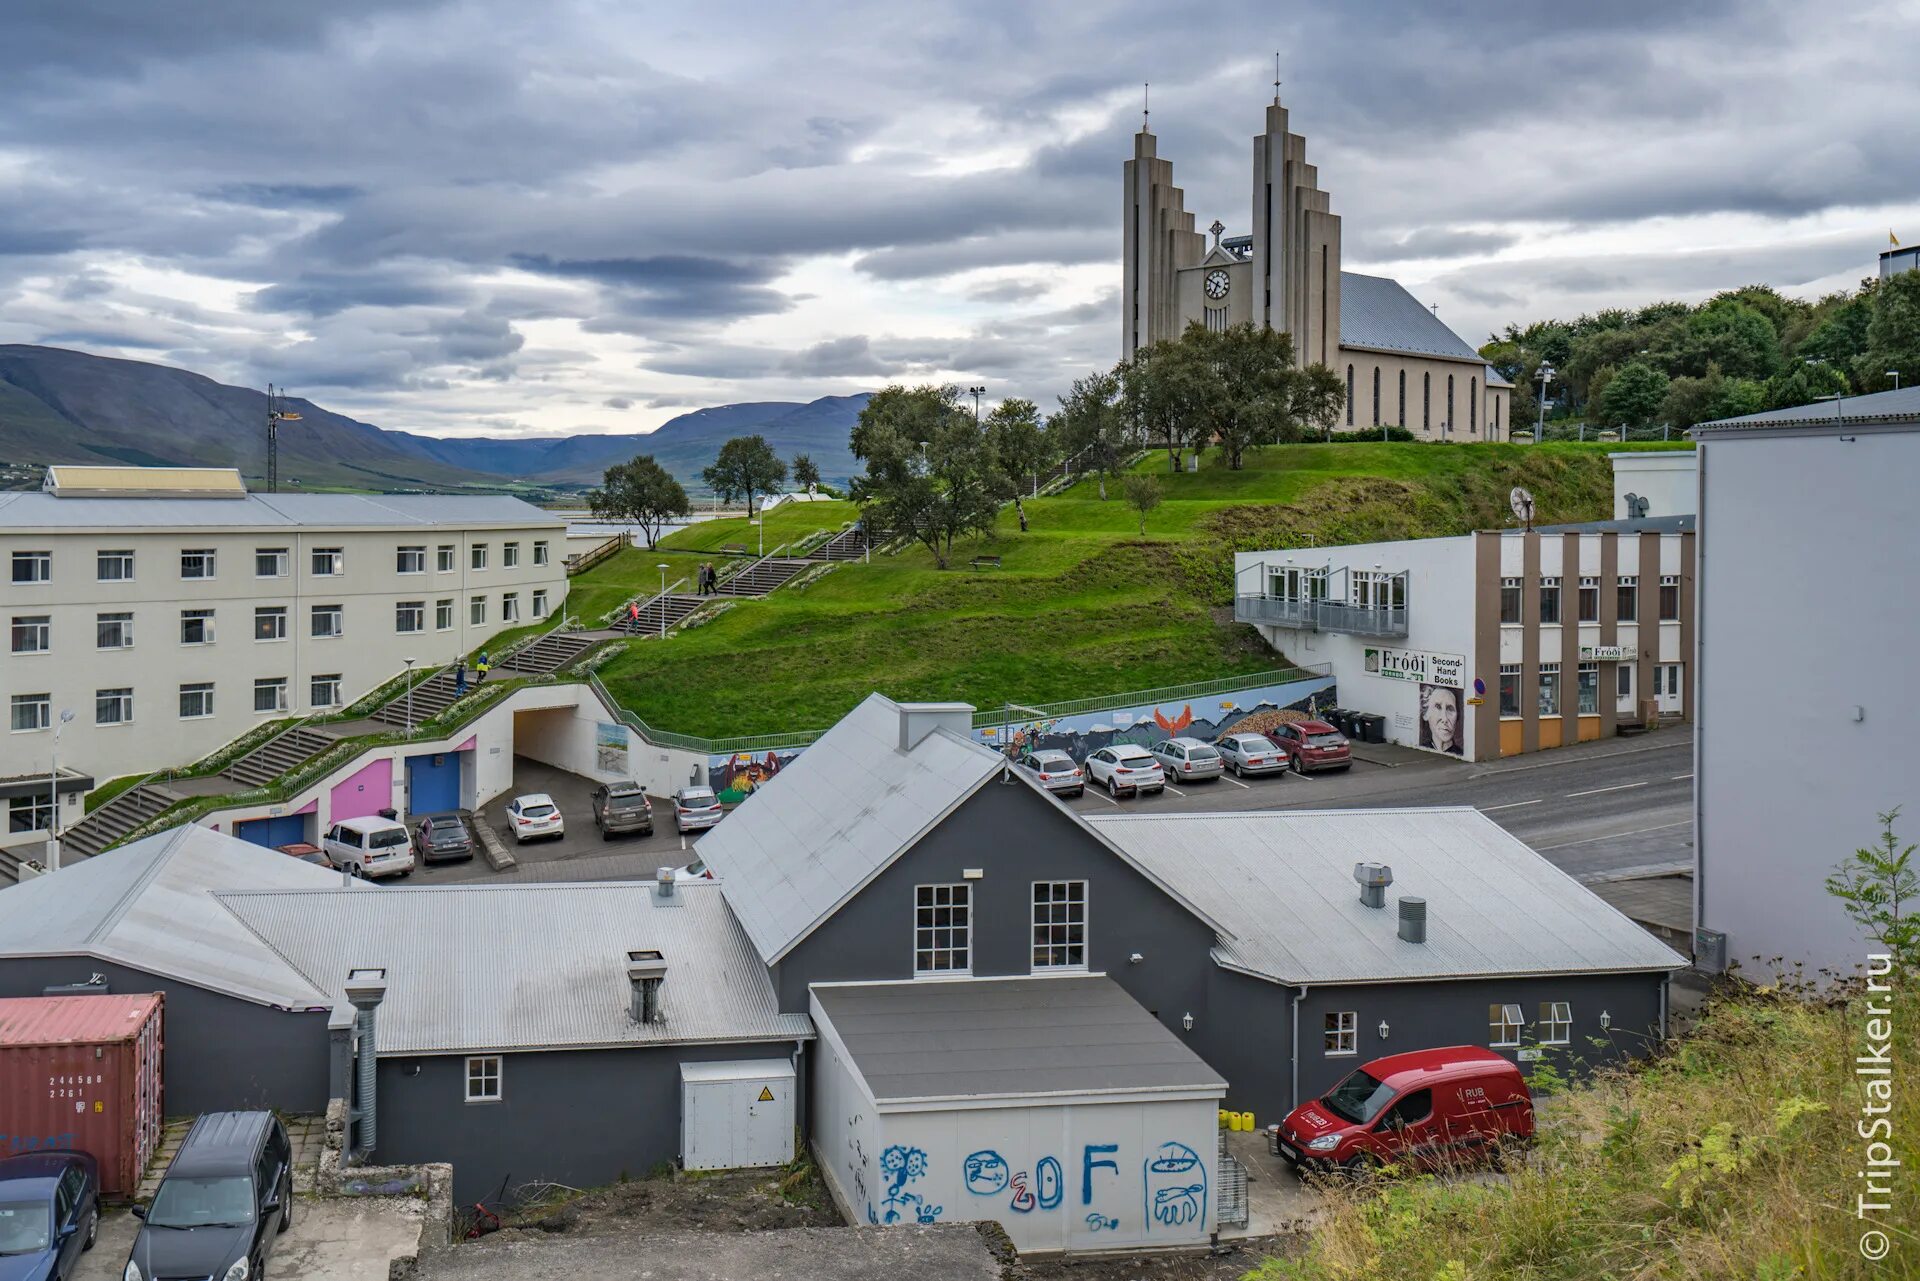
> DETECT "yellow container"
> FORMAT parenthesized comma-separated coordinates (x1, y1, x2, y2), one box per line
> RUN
(1218, 1109, 1230, 1129)
(1239, 1111, 1255, 1131)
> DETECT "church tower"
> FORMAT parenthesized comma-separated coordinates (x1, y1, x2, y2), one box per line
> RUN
(1121, 123, 1203, 356)
(1249, 98, 1341, 366)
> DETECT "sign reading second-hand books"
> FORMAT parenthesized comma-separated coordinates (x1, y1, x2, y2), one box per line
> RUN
(1362, 646, 1465, 689)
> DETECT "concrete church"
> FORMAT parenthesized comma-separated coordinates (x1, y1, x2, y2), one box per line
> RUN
(1124, 96, 1512, 440)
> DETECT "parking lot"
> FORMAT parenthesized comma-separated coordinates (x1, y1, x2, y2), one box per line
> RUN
(79, 1200, 427, 1281)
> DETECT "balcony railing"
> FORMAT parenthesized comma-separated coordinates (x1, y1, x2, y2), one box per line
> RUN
(1234, 594, 1409, 638)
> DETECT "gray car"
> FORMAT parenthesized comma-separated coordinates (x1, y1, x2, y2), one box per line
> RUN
(1014, 749, 1085, 797)
(592, 782, 655, 837)
(1150, 737, 1225, 782)
(1214, 732, 1290, 777)
(673, 786, 724, 834)
(413, 812, 476, 864)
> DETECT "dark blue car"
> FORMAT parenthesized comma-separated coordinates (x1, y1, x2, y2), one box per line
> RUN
(0, 1152, 99, 1281)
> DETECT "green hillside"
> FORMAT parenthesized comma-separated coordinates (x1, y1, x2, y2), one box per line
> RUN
(584, 442, 1682, 739)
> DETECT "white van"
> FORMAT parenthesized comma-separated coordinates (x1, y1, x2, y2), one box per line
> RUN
(322, 816, 416, 879)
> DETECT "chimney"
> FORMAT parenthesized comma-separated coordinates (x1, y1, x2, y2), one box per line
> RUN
(895, 701, 975, 752)
(627, 949, 667, 1024)
(656, 866, 676, 899)
(343, 967, 388, 1156)
(1353, 862, 1393, 909)
(1397, 897, 1427, 945)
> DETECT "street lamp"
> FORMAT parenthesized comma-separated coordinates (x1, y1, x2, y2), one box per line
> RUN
(1535, 363, 1554, 444)
(1890, 371, 1903, 390)
(48, 708, 74, 872)
(967, 385, 984, 424)
(916, 440, 930, 475)
(657, 564, 669, 639)
(402, 657, 417, 738)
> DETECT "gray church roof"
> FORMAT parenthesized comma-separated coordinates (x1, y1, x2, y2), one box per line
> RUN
(1339, 271, 1511, 385)
(1692, 384, 1920, 433)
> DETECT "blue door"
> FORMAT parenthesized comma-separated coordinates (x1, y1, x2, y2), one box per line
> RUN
(235, 814, 308, 848)
(407, 752, 462, 813)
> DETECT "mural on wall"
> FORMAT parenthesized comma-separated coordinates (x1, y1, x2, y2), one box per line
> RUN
(875, 1145, 941, 1224)
(974, 674, 1336, 764)
(1143, 1141, 1208, 1231)
(1418, 682, 1464, 756)
(594, 722, 629, 774)
(708, 747, 805, 805)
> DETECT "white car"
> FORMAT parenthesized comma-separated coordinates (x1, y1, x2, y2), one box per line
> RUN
(1084, 744, 1166, 797)
(322, 816, 416, 878)
(1214, 732, 1290, 778)
(505, 793, 566, 844)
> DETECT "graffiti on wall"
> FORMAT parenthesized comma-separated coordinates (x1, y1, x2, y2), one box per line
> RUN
(974, 674, 1336, 764)
(1143, 1141, 1208, 1231)
(707, 748, 804, 805)
(876, 1145, 942, 1224)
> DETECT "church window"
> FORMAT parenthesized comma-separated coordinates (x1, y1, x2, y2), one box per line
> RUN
(1447, 375, 1455, 432)
(1398, 371, 1406, 426)
(1423, 373, 1431, 431)
(1471, 377, 1479, 434)
(1346, 365, 1355, 426)
(1372, 367, 1381, 427)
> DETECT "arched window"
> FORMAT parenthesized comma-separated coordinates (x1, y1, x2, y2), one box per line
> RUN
(1494, 395, 1501, 437)
(1398, 370, 1406, 427)
(1372, 367, 1381, 427)
(1423, 372, 1431, 431)
(1470, 377, 1479, 434)
(1446, 375, 1455, 432)
(1346, 365, 1355, 426)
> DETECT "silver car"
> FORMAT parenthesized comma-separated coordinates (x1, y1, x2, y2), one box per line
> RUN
(1215, 732, 1290, 777)
(1015, 749, 1084, 797)
(1150, 737, 1225, 782)
(673, 786, 724, 834)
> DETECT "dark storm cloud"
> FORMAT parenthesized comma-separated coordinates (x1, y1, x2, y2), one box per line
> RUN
(603, 396, 634, 410)
(250, 272, 471, 318)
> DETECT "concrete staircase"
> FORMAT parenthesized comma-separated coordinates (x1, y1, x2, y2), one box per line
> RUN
(613, 594, 708, 636)
(714, 555, 811, 596)
(53, 783, 185, 865)
(368, 669, 466, 728)
(807, 528, 874, 562)
(498, 630, 599, 675)
(221, 725, 343, 789)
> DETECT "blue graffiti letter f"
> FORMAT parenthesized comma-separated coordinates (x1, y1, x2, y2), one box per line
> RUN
(1081, 1144, 1119, 1205)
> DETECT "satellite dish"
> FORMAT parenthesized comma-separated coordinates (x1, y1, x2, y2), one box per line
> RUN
(1509, 486, 1535, 530)
(1625, 492, 1650, 519)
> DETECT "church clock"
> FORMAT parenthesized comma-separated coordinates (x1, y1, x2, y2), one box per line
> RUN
(1203, 269, 1230, 300)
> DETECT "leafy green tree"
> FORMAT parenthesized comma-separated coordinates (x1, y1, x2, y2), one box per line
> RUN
(849, 385, 1008, 568)
(1564, 327, 1648, 411)
(983, 397, 1055, 532)
(701, 434, 788, 516)
(1704, 377, 1768, 422)
(1122, 338, 1208, 473)
(1826, 808, 1919, 973)
(1658, 368, 1726, 434)
(1176, 322, 1298, 469)
(1596, 361, 1670, 431)
(791, 453, 822, 490)
(1053, 369, 1131, 500)
(1651, 300, 1781, 380)
(1123, 473, 1162, 535)
(1763, 361, 1848, 411)
(1858, 268, 1920, 393)
(586, 454, 690, 549)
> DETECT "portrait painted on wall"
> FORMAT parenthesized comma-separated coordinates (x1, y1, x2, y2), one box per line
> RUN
(1418, 682, 1464, 756)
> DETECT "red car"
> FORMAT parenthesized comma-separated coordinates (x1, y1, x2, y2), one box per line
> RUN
(1271, 719, 1353, 772)
(1273, 1046, 1534, 1177)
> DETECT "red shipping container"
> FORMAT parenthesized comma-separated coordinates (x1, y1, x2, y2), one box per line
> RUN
(0, 993, 164, 1198)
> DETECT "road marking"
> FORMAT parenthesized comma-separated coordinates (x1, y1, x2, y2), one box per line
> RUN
(1163, 784, 1187, 798)
(1535, 820, 1688, 852)
(1221, 774, 1251, 790)
(679, 836, 687, 851)
(1478, 799, 1543, 813)
(1086, 788, 1121, 807)
(1672, 773, 1693, 781)
(1565, 781, 1649, 798)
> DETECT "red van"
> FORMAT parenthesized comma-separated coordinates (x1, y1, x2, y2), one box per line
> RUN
(1273, 1046, 1534, 1176)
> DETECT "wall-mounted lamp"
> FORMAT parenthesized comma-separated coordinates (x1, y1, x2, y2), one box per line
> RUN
(1377, 1020, 1391, 1040)
(1181, 1012, 1194, 1032)
(1129, 952, 1144, 965)
(1598, 1010, 1612, 1031)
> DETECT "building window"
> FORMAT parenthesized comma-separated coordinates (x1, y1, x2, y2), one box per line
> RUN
(501, 592, 520, 623)
(435, 599, 454, 631)
(532, 589, 549, 619)
(914, 883, 971, 975)
(97, 550, 135, 582)
(311, 604, 343, 639)
(503, 542, 520, 569)
(1616, 575, 1638, 622)
(179, 682, 215, 719)
(436, 544, 456, 573)
(1032, 880, 1088, 970)
(95, 687, 133, 725)
(255, 548, 289, 578)
(311, 547, 344, 576)
(9, 795, 54, 834)
(1345, 365, 1354, 425)
(11, 693, 51, 733)
(1499, 576, 1522, 625)
(1371, 366, 1381, 427)
(1489, 1003, 1524, 1048)
(1446, 375, 1455, 431)
(1577, 576, 1599, 623)
(397, 546, 427, 575)
(181, 549, 216, 580)
(1659, 574, 1681, 621)
(311, 674, 342, 708)
(181, 609, 215, 645)
(1538, 1001, 1572, 1045)
(1422, 372, 1431, 430)
(465, 1056, 503, 1103)
(470, 595, 487, 627)
(533, 540, 549, 567)
(96, 612, 133, 649)
(471, 544, 489, 571)
(1617, 664, 1634, 700)
(1324, 1010, 1358, 1056)
(396, 601, 426, 634)
(254, 606, 287, 641)
(1538, 576, 1561, 625)
(254, 677, 289, 714)
(1499, 663, 1522, 719)
(1495, 395, 1501, 436)
(1538, 663, 1561, 716)
(1397, 370, 1406, 426)
(11, 615, 49, 654)
(1470, 376, 1479, 434)
(1577, 662, 1599, 714)
(12, 551, 50, 584)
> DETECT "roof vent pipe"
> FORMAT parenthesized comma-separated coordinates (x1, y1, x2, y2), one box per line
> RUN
(1354, 862, 1393, 909)
(656, 866, 675, 899)
(627, 950, 668, 1025)
(1397, 897, 1427, 945)
(343, 967, 388, 1157)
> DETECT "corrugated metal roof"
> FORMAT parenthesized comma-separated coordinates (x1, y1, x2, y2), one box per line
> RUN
(0, 993, 163, 1046)
(1088, 808, 1685, 985)
(1692, 384, 1920, 433)
(0, 491, 563, 530)
(218, 880, 813, 1055)
(813, 977, 1224, 1104)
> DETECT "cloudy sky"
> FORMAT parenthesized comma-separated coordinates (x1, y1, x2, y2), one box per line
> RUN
(3, 0, 1916, 438)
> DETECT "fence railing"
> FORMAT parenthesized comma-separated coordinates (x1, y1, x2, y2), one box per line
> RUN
(1216, 1133, 1249, 1229)
(1234, 595, 1410, 639)
(564, 531, 628, 576)
(968, 664, 1330, 730)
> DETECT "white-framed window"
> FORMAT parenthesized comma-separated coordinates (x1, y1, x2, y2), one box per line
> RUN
(1538, 1001, 1572, 1045)
(436, 544, 455, 573)
(503, 542, 520, 569)
(311, 674, 343, 708)
(396, 601, 426, 634)
(470, 595, 486, 627)
(179, 682, 215, 719)
(533, 540, 549, 567)
(396, 545, 426, 575)
(96, 612, 133, 649)
(8, 794, 54, 834)
(1577, 661, 1599, 715)
(1499, 576, 1522, 625)
(1577, 575, 1599, 623)
(501, 592, 519, 623)
(10, 615, 49, 654)
(253, 677, 289, 714)
(180, 548, 216, 580)
(1616, 575, 1639, 622)
(471, 543, 489, 571)
(10, 693, 50, 733)
(1489, 1002, 1524, 1048)
(1659, 574, 1681, 621)
(465, 1055, 502, 1103)
(254, 606, 288, 641)
(1325, 1010, 1358, 1055)
(95, 687, 133, 725)
(1537, 662, 1561, 717)
(12, 551, 50, 584)
(312, 547, 344, 577)
(311, 604, 343, 639)
(1031, 880, 1088, 971)
(1538, 576, 1561, 625)
(97, 550, 134, 582)
(914, 883, 971, 975)
(532, 589, 548, 619)
(255, 547, 290, 578)
(435, 599, 454, 631)
(180, 608, 215, 645)
(1498, 663, 1522, 719)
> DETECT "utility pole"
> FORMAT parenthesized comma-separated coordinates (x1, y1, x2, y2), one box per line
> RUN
(1535, 363, 1554, 445)
(266, 385, 302, 493)
(968, 385, 984, 425)
(48, 708, 74, 872)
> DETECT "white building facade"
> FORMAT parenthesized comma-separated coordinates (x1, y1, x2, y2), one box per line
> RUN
(1611, 450, 1697, 520)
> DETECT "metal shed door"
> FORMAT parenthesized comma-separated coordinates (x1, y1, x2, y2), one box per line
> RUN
(741, 1076, 792, 1168)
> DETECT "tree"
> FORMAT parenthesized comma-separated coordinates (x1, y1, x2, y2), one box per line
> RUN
(849, 385, 1009, 569)
(1859, 268, 1920, 393)
(1053, 369, 1131, 500)
(1763, 360, 1848, 411)
(1826, 808, 1920, 973)
(791, 453, 822, 490)
(701, 435, 787, 517)
(1290, 362, 1346, 443)
(1122, 339, 1208, 473)
(585, 454, 689, 549)
(983, 397, 1055, 532)
(1596, 361, 1670, 431)
(1180, 322, 1297, 469)
(1123, 473, 1162, 534)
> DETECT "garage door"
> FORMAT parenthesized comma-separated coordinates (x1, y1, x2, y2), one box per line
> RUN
(234, 814, 307, 848)
(406, 751, 462, 813)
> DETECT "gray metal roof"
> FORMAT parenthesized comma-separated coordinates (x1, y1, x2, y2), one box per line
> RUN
(812, 976, 1224, 1105)
(0, 490, 562, 530)
(0, 826, 347, 1009)
(1692, 384, 1920, 433)
(1528, 515, 1694, 536)
(219, 879, 812, 1055)
(1339, 272, 1506, 386)
(1088, 808, 1685, 985)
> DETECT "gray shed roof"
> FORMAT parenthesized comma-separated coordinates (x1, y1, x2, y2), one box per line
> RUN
(1692, 384, 1920, 433)
(0, 491, 562, 530)
(1089, 808, 1685, 985)
(1528, 515, 1694, 536)
(812, 976, 1224, 1105)
(1339, 271, 1510, 385)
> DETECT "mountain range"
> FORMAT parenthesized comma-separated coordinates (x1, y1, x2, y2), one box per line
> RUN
(0, 345, 870, 493)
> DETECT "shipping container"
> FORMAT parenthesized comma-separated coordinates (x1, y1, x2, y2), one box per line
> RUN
(0, 993, 164, 1197)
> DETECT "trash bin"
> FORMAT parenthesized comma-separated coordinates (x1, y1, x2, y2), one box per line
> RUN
(377, 807, 399, 821)
(1359, 713, 1387, 743)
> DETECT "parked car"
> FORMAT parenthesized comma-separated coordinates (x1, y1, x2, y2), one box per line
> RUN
(1214, 732, 1290, 777)
(127, 1112, 292, 1281)
(1084, 744, 1165, 797)
(0, 1152, 98, 1279)
(672, 787, 723, 834)
(591, 782, 655, 838)
(504, 794, 565, 845)
(1272, 719, 1353, 772)
(1273, 1047, 1534, 1178)
(275, 841, 333, 868)
(1149, 737, 1225, 782)
(670, 856, 715, 882)
(1013, 749, 1084, 798)
(412, 812, 475, 864)
(322, 816, 416, 878)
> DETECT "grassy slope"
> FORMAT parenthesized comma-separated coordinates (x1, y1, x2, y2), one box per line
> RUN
(585, 443, 1679, 738)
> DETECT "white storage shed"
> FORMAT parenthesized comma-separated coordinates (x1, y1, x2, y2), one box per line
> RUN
(681, 1058, 797, 1170)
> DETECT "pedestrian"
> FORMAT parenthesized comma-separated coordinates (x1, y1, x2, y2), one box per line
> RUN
(704, 562, 716, 594)
(628, 600, 641, 626)
(454, 657, 468, 696)
(475, 649, 491, 683)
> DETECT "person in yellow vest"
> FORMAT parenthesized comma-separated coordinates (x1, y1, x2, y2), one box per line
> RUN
(474, 649, 491, 683)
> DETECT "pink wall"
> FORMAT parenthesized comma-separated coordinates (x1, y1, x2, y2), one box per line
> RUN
(329, 757, 393, 823)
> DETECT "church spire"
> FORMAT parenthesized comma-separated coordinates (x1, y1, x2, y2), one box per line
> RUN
(1142, 81, 1150, 132)
(1273, 53, 1281, 105)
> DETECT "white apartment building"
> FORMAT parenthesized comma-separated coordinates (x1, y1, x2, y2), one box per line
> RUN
(1232, 517, 1694, 761)
(1, 468, 568, 810)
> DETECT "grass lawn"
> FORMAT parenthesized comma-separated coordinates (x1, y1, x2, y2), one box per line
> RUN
(581, 442, 1678, 738)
